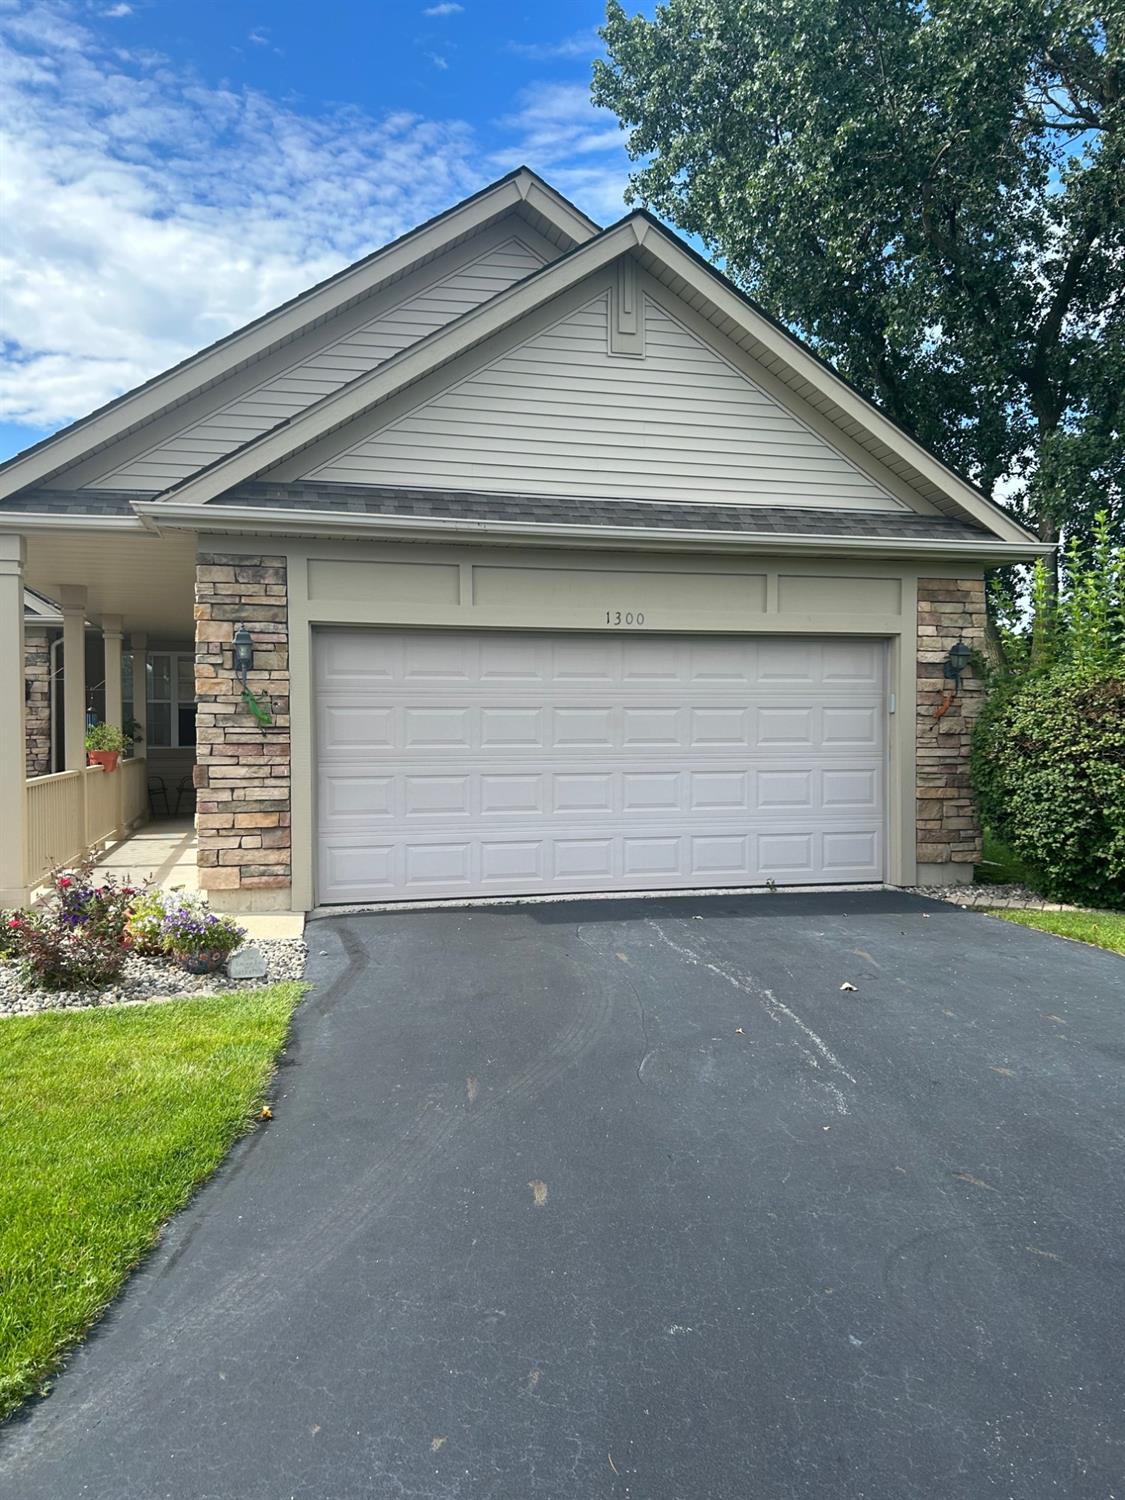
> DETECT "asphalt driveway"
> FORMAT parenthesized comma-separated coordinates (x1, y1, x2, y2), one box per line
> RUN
(2, 891, 1123, 1498)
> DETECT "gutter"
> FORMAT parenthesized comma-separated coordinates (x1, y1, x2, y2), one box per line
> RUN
(0, 513, 146, 533)
(133, 499, 1054, 563)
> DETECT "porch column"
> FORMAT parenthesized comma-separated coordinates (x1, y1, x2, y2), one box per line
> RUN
(60, 585, 87, 772)
(102, 614, 124, 730)
(130, 630, 148, 747)
(0, 535, 28, 905)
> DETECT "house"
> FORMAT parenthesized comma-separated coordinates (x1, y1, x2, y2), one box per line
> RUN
(0, 168, 1047, 911)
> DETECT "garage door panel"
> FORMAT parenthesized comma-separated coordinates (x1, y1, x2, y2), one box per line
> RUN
(822, 705, 879, 746)
(823, 830, 880, 871)
(316, 630, 885, 901)
(757, 707, 814, 746)
(480, 774, 542, 814)
(823, 767, 880, 810)
(758, 769, 814, 810)
(322, 773, 395, 820)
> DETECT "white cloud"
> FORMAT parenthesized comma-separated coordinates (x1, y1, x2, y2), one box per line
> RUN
(423, 3, 463, 15)
(100, 3, 132, 17)
(427, 51, 449, 70)
(247, 27, 270, 46)
(0, 3, 631, 434)
(507, 31, 599, 62)
(495, 83, 624, 165)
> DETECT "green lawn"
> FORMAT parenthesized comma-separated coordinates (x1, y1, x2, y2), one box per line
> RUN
(989, 907, 1125, 956)
(0, 984, 304, 1418)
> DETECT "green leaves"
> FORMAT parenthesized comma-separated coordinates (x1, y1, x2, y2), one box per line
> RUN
(972, 666, 1125, 908)
(594, 0, 1122, 565)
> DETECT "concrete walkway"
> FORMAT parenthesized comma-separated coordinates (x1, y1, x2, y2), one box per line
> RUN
(91, 818, 199, 891)
(87, 819, 304, 939)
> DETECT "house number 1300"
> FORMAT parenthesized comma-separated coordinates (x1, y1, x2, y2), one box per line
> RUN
(606, 610, 645, 626)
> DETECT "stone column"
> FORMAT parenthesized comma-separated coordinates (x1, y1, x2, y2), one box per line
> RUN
(102, 614, 124, 732)
(194, 554, 291, 911)
(0, 535, 28, 905)
(60, 585, 87, 772)
(24, 627, 51, 778)
(915, 577, 987, 883)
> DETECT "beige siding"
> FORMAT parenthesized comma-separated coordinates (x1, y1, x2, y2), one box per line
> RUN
(306, 291, 903, 511)
(97, 238, 546, 492)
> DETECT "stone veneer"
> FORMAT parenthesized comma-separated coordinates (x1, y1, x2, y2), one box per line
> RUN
(194, 554, 291, 906)
(916, 576, 986, 876)
(24, 627, 51, 777)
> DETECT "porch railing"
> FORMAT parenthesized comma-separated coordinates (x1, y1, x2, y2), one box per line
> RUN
(25, 756, 149, 888)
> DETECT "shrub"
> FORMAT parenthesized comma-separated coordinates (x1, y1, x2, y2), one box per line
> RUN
(11, 915, 126, 992)
(972, 667, 1125, 909)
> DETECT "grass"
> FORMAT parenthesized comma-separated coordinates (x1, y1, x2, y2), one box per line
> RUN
(0, 983, 304, 1418)
(989, 907, 1125, 956)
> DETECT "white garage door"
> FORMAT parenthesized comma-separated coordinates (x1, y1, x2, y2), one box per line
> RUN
(315, 630, 885, 903)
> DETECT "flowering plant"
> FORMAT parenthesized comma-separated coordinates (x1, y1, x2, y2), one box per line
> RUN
(160, 906, 245, 959)
(0, 911, 23, 959)
(124, 887, 203, 954)
(50, 864, 137, 945)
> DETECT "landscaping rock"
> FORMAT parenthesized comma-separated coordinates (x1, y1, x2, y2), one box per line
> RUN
(0, 937, 308, 1018)
(226, 946, 268, 981)
(902, 882, 1078, 912)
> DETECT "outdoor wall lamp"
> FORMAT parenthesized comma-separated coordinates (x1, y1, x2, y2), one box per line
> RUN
(233, 625, 254, 687)
(944, 640, 972, 691)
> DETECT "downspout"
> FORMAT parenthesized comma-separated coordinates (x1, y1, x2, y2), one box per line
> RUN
(49, 634, 62, 774)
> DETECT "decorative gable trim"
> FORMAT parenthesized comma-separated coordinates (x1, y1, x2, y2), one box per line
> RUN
(608, 257, 644, 358)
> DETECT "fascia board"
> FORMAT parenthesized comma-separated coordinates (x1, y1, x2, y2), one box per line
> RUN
(135, 499, 1053, 563)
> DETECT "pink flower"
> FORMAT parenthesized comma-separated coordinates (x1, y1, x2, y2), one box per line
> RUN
(57, 876, 72, 889)
(7, 917, 21, 928)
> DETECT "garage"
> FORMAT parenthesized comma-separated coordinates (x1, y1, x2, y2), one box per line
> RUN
(314, 629, 886, 903)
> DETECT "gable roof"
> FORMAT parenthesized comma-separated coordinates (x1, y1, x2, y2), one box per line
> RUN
(0, 168, 597, 501)
(133, 212, 1037, 546)
(0, 173, 1044, 551)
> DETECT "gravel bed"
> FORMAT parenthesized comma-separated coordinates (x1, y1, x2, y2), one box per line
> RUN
(0, 938, 308, 1018)
(904, 882, 1077, 911)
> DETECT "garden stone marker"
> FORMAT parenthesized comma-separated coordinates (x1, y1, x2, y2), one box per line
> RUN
(226, 947, 267, 980)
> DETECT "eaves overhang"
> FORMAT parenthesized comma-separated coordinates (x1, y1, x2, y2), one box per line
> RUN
(133, 499, 1054, 563)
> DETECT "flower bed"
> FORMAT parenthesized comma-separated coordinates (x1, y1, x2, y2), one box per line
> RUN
(0, 859, 306, 1017)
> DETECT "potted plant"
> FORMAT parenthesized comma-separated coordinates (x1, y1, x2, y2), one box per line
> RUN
(160, 906, 246, 974)
(85, 723, 128, 772)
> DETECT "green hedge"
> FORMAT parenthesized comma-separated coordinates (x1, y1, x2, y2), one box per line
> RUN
(972, 668, 1125, 910)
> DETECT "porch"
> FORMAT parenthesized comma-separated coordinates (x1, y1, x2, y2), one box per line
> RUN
(1, 526, 199, 907)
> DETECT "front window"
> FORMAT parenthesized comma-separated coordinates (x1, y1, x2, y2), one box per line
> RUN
(145, 652, 197, 748)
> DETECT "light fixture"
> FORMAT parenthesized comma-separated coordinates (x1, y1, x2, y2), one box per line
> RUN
(944, 640, 972, 691)
(233, 625, 254, 687)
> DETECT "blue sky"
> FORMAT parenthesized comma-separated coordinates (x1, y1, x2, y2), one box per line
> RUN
(0, 0, 644, 463)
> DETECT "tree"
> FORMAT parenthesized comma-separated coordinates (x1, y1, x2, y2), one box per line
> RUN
(593, 0, 1124, 617)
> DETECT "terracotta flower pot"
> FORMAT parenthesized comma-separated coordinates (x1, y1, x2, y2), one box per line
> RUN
(176, 949, 229, 975)
(87, 750, 120, 772)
